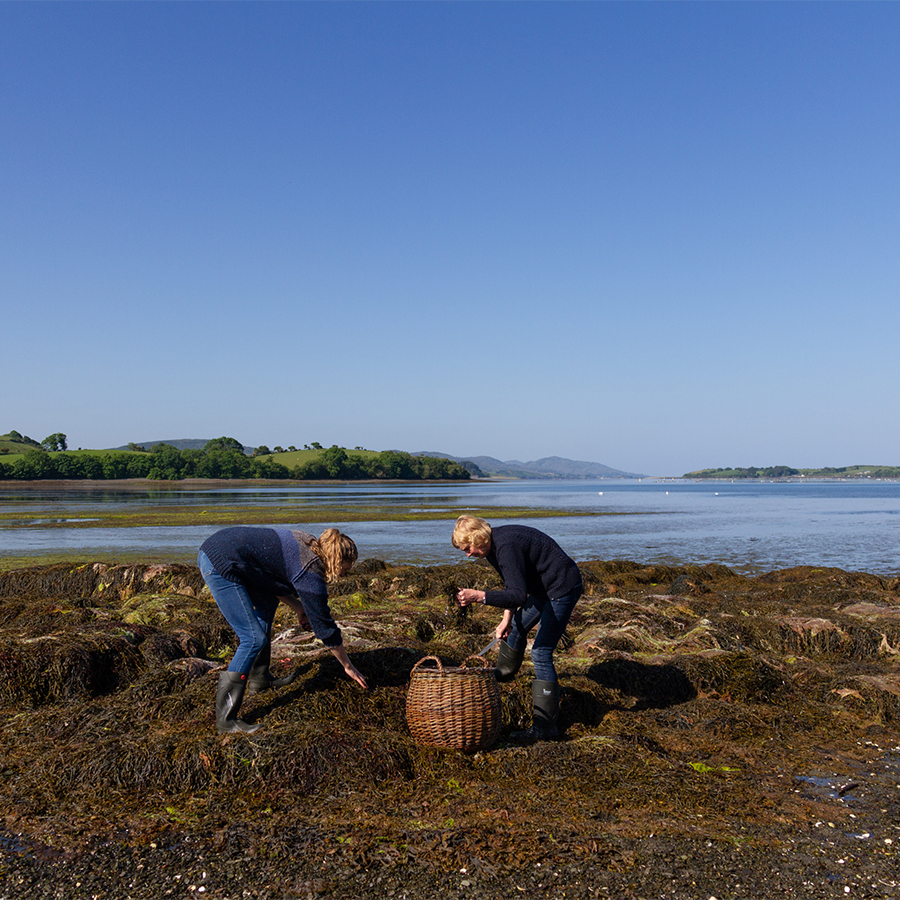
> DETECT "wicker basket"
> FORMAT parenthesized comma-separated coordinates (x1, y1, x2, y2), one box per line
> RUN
(406, 655, 502, 752)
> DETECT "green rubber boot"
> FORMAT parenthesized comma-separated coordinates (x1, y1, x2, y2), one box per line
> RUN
(510, 680, 560, 744)
(216, 671, 261, 734)
(247, 641, 299, 694)
(494, 640, 526, 683)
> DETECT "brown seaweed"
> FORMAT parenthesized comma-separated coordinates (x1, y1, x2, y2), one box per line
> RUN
(1, 559, 899, 897)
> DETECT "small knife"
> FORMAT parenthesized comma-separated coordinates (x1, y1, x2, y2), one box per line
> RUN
(476, 637, 500, 657)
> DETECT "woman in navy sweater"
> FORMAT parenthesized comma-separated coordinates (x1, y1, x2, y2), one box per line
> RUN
(452, 516, 582, 743)
(199, 525, 367, 733)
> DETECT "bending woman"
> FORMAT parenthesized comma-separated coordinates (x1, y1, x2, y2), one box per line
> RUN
(198, 525, 367, 734)
(452, 516, 582, 743)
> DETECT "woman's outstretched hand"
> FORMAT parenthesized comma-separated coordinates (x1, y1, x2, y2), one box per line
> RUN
(330, 644, 368, 688)
(343, 662, 368, 689)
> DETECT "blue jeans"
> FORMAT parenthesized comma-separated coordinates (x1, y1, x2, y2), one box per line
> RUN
(507, 587, 581, 682)
(198, 550, 276, 674)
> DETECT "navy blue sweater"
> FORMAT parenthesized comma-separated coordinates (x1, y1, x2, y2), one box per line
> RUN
(200, 526, 341, 647)
(482, 524, 583, 610)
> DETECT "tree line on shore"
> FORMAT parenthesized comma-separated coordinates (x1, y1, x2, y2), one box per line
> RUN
(685, 464, 900, 479)
(0, 436, 472, 482)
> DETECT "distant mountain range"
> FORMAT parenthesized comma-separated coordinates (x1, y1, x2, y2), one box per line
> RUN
(414, 452, 644, 479)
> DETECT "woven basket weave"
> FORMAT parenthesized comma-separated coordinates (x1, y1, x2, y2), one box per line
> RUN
(406, 655, 502, 753)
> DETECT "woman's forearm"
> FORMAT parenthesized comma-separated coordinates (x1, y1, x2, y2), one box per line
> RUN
(330, 643, 352, 668)
(496, 608, 513, 639)
(277, 594, 310, 629)
(277, 594, 300, 612)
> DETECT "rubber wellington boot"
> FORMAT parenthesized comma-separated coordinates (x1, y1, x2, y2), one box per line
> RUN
(247, 642, 299, 694)
(494, 640, 526, 683)
(216, 671, 261, 734)
(510, 680, 560, 744)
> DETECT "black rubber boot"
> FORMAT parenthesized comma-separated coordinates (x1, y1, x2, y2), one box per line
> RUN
(510, 680, 560, 744)
(494, 640, 526, 683)
(247, 641, 299, 694)
(216, 671, 261, 734)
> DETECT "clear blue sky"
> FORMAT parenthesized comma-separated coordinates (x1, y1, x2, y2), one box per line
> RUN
(3, 3, 898, 476)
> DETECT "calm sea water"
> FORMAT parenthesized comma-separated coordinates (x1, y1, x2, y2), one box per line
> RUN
(1, 479, 899, 576)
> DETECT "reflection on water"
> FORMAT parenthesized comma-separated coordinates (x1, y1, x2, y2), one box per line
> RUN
(2, 480, 900, 575)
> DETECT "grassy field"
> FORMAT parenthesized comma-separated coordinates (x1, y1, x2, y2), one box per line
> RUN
(0, 447, 354, 464)
(0, 440, 420, 466)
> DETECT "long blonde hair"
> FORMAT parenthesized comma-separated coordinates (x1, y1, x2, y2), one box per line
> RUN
(309, 528, 358, 582)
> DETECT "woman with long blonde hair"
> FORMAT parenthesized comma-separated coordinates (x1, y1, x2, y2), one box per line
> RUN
(198, 525, 366, 734)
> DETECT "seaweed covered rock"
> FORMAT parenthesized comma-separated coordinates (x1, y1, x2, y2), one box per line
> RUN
(0, 561, 207, 603)
(0, 566, 230, 707)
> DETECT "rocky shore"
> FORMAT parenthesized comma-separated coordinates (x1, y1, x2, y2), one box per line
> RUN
(1, 558, 899, 899)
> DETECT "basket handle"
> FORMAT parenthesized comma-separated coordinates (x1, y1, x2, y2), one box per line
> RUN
(411, 655, 444, 673)
(460, 654, 493, 670)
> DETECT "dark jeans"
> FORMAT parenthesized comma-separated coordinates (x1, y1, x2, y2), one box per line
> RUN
(198, 550, 275, 673)
(507, 586, 581, 682)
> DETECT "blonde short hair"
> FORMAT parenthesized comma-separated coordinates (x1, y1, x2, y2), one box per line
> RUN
(451, 515, 492, 553)
(310, 528, 358, 582)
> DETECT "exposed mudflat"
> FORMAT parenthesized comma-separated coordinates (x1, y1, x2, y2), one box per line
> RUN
(1, 558, 899, 899)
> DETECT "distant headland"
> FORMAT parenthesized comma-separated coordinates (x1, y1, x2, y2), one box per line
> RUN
(684, 465, 900, 480)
